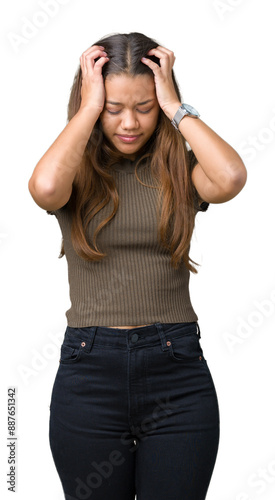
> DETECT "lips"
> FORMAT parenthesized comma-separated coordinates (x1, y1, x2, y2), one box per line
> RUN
(116, 134, 141, 143)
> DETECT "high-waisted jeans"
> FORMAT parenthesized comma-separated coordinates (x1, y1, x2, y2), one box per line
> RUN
(49, 321, 220, 500)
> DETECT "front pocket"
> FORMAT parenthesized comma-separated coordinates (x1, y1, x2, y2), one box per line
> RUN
(168, 331, 204, 363)
(59, 343, 83, 364)
(59, 328, 88, 365)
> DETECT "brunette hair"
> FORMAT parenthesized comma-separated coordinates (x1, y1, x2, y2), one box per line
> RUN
(55, 32, 203, 273)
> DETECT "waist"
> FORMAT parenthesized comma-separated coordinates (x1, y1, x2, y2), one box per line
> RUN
(64, 321, 199, 348)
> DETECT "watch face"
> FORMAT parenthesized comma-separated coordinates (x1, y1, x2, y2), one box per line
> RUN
(182, 103, 199, 117)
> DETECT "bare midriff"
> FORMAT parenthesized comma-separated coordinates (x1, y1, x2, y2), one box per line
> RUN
(106, 324, 152, 329)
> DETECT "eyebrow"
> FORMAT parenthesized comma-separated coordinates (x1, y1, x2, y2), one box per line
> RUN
(106, 99, 155, 106)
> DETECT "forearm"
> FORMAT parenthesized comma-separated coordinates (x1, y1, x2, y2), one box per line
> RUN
(28, 106, 100, 209)
(165, 102, 247, 187)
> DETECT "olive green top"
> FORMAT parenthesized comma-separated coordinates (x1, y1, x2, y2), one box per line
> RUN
(47, 150, 209, 327)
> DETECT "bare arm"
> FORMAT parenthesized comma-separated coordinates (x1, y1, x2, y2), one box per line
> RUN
(28, 106, 100, 211)
(165, 105, 247, 204)
(140, 47, 247, 204)
(28, 44, 109, 211)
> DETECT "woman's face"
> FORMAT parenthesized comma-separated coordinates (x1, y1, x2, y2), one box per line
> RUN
(100, 73, 160, 160)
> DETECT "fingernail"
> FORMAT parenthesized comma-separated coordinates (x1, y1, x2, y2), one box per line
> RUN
(141, 57, 147, 61)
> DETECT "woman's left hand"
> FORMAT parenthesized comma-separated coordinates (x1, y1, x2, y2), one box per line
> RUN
(141, 46, 181, 118)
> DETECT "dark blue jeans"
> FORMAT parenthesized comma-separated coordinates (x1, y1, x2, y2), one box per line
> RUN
(49, 322, 220, 500)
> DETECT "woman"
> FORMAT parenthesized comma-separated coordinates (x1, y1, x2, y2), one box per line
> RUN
(28, 32, 247, 500)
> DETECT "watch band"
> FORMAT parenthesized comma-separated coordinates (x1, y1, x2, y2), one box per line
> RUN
(171, 103, 200, 131)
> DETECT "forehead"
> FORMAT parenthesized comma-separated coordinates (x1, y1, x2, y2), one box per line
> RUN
(104, 74, 156, 103)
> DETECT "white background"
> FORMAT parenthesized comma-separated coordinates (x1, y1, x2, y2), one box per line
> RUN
(1, 0, 275, 499)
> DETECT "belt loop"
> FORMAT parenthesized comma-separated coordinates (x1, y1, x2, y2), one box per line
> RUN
(196, 323, 201, 339)
(82, 326, 97, 353)
(155, 323, 169, 351)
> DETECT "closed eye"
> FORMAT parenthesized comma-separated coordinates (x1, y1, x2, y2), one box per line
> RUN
(138, 109, 152, 114)
(107, 109, 152, 115)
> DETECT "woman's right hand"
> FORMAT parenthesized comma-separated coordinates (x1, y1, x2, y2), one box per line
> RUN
(79, 45, 109, 115)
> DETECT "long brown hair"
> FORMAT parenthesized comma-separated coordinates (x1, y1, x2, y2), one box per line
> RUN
(58, 32, 202, 273)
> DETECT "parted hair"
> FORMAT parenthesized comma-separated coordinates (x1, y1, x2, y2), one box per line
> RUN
(49, 32, 208, 273)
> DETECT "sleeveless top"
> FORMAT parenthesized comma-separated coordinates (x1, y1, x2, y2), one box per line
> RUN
(47, 150, 209, 327)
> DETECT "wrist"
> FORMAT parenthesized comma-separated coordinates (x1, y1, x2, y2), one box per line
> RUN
(78, 104, 102, 120)
(162, 101, 181, 121)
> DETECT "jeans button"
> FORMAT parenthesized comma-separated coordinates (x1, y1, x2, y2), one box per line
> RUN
(131, 333, 139, 343)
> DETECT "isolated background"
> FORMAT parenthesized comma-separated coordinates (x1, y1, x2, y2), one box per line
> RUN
(1, 0, 275, 499)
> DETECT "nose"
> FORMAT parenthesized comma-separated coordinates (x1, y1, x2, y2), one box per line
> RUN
(121, 110, 139, 131)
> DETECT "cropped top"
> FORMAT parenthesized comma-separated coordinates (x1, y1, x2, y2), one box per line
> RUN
(47, 149, 209, 327)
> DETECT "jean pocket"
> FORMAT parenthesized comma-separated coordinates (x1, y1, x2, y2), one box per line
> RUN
(168, 331, 204, 363)
(59, 328, 87, 364)
(59, 344, 83, 364)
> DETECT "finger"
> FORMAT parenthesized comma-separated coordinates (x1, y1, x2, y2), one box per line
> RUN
(141, 57, 161, 73)
(143, 52, 169, 73)
(147, 46, 175, 57)
(86, 51, 108, 72)
(81, 48, 107, 65)
(80, 49, 107, 75)
(81, 44, 106, 56)
(80, 54, 87, 78)
(149, 45, 175, 56)
(80, 46, 105, 73)
(93, 55, 110, 73)
(146, 47, 175, 67)
(145, 50, 171, 71)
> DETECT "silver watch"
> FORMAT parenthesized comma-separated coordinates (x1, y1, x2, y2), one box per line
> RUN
(171, 103, 200, 130)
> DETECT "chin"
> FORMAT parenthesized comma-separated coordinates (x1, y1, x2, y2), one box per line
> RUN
(114, 141, 142, 153)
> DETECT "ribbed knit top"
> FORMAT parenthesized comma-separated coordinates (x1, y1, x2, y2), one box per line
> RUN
(47, 150, 209, 327)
